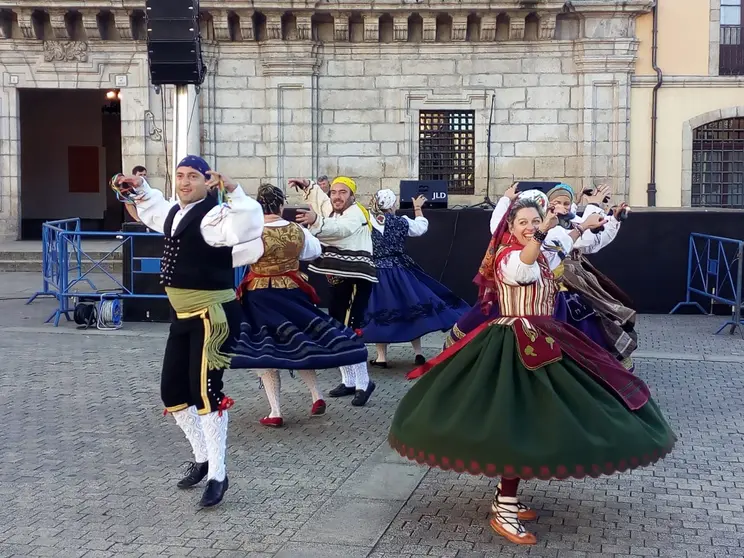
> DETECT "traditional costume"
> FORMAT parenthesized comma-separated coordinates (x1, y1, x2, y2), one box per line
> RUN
(388, 197, 676, 545)
(360, 189, 469, 366)
(230, 184, 370, 426)
(300, 177, 376, 406)
(129, 155, 264, 508)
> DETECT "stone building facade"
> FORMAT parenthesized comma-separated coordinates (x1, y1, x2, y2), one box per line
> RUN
(0, 0, 653, 239)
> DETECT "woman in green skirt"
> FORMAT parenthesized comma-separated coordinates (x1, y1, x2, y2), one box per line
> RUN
(388, 197, 676, 545)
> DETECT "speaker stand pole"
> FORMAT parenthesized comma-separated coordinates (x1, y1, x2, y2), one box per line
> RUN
(170, 84, 190, 203)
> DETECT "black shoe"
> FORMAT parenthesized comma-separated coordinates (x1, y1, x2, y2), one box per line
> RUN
(414, 354, 426, 366)
(352, 381, 376, 406)
(198, 476, 229, 508)
(177, 461, 208, 489)
(370, 359, 389, 369)
(329, 383, 356, 397)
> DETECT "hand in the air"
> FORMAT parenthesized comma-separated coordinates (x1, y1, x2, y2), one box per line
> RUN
(296, 208, 318, 227)
(288, 178, 310, 191)
(206, 171, 238, 193)
(582, 213, 608, 230)
(585, 184, 611, 206)
(540, 206, 560, 231)
(505, 182, 519, 201)
(412, 195, 427, 210)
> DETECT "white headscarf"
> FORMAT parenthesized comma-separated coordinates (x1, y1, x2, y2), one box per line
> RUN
(374, 189, 397, 211)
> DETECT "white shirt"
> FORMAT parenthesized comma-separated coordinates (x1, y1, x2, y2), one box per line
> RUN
(232, 219, 322, 267)
(500, 250, 544, 286)
(133, 178, 264, 249)
(371, 215, 429, 237)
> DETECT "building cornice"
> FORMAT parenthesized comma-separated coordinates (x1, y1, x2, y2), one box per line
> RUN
(632, 75, 744, 88)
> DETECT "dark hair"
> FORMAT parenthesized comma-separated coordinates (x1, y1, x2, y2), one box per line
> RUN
(317, 175, 329, 182)
(132, 165, 147, 174)
(256, 183, 286, 215)
(506, 198, 544, 226)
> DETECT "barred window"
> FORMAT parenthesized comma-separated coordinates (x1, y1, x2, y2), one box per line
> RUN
(691, 118, 744, 208)
(418, 110, 475, 195)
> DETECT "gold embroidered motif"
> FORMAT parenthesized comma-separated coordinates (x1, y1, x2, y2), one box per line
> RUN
(545, 336, 555, 349)
(524, 345, 536, 357)
(248, 224, 306, 290)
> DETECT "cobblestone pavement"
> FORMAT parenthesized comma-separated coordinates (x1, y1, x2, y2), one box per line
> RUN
(1, 273, 743, 557)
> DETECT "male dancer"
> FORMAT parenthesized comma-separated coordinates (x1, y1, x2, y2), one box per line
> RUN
(115, 156, 263, 507)
(291, 176, 376, 406)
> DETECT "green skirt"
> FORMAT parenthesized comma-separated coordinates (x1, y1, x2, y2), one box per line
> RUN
(389, 323, 676, 480)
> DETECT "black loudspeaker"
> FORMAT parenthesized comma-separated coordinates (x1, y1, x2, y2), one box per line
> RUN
(121, 222, 171, 323)
(399, 180, 449, 209)
(146, 0, 206, 86)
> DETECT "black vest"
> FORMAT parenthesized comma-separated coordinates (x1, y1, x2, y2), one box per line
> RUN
(160, 196, 234, 291)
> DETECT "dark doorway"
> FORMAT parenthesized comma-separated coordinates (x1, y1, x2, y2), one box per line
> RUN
(18, 88, 123, 240)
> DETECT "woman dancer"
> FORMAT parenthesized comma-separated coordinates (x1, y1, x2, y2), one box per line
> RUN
(359, 189, 469, 367)
(231, 184, 370, 427)
(388, 196, 676, 545)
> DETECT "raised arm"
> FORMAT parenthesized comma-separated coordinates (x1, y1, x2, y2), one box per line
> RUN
(200, 184, 264, 247)
(404, 216, 429, 237)
(299, 227, 322, 261)
(130, 178, 174, 234)
(302, 181, 333, 218)
(500, 250, 543, 286)
(308, 208, 366, 242)
(489, 196, 512, 234)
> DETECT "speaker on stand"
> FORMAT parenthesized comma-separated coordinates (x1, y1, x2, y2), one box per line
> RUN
(146, 0, 206, 87)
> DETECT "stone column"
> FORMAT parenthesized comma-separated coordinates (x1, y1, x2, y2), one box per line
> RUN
(212, 10, 231, 41)
(452, 14, 468, 41)
(113, 10, 133, 40)
(539, 13, 557, 40)
(334, 12, 350, 41)
(0, 84, 20, 238)
(17, 9, 34, 39)
(481, 13, 497, 41)
(422, 14, 436, 41)
(296, 13, 312, 40)
(265, 12, 282, 40)
(363, 13, 379, 42)
(48, 9, 69, 40)
(393, 13, 409, 41)
(236, 10, 255, 41)
(80, 9, 101, 40)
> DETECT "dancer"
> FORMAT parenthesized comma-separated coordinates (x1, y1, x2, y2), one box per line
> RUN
(444, 186, 605, 348)
(231, 184, 370, 426)
(361, 189, 469, 367)
(291, 176, 376, 406)
(113, 156, 263, 508)
(388, 196, 676, 545)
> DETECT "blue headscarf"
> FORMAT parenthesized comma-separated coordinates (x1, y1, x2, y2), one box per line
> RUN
(547, 183, 574, 203)
(177, 155, 210, 177)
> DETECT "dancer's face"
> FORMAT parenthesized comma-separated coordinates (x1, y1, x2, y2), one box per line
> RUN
(509, 207, 543, 245)
(550, 194, 572, 215)
(330, 184, 353, 212)
(175, 166, 208, 205)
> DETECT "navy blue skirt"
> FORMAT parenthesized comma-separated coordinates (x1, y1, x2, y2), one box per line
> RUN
(231, 287, 368, 370)
(553, 290, 607, 349)
(359, 266, 469, 344)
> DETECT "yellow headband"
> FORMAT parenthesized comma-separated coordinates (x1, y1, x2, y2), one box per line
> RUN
(332, 176, 357, 195)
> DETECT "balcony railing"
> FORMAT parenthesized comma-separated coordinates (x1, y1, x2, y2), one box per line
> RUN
(720, 25, 744, 75)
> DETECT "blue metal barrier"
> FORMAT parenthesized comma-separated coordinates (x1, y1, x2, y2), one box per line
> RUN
(28, 223, 250, 326)
(670, 233, 744, 335)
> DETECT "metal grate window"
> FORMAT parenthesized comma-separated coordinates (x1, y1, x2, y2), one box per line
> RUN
(692, 118, 744, 208)
(418, 110, 475, 195)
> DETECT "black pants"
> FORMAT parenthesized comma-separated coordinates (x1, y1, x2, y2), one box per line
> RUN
(161, 299, 243, 415)
(327, 278, 374, 330)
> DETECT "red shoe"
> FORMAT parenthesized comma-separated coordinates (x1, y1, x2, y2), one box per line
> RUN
(259, 416, 284, 428)
(311, 399, 327, 416)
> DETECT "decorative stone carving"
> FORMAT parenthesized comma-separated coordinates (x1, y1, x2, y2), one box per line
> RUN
(80, 9, 101, 40)
(17, 9, 35, 39)
(334, 12, 349, 41)
(452, 15, 468, 41)
(539, 13, 557, 40)
(43, 40, 88, 62)
(509, 14, 526, 40)
(113, 10, 132, 40)
(480, 13, 497, 41)
(212, 10, 230, 41)
(235, 10, 254, 41)
(296, 14, 311, 40)
(393, 13, 409, 41)
(363, 13, 378, 42)
(265, 13, 282, 40)
(422, 14, 436, 41)
(48, 9, 69, 40)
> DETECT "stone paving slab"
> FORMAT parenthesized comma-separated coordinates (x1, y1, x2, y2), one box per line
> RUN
(0, 283, 743, 557)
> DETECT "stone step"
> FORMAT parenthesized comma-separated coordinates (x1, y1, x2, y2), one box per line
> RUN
(0, 260, 122, 273)
(0, 251, 123, 262)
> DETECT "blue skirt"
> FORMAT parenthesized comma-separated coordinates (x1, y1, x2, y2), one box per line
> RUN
(553, 291, 607, 349)
(231, 287, 369, 371)
(359, 266, 469, 344)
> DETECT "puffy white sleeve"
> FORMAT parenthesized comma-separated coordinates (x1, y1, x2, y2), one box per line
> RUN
(404, 215, 429, 237)
(299, 226, 323, 261)
(232, 237, 264, 267)
(200, 186, 264, 248)
(541, 227, 575, 270)
(302, 181, 333, 218)
(576, 216, 621, 254)
(499, 250, 542, 286)
(131, 179, 174, 234)
(489, 196, 511, 234)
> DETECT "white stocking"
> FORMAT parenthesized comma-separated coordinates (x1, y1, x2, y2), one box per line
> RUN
(172, 406, 208, 463)
(410, 338, 423, 355)
(339, 365, 356, 388)
(258, 369, 282, 418)
(342, 361, 369, 391)
(199, 411, 228, 482)
(298, 370, 322, 402)
(375, 343, 388, 362)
